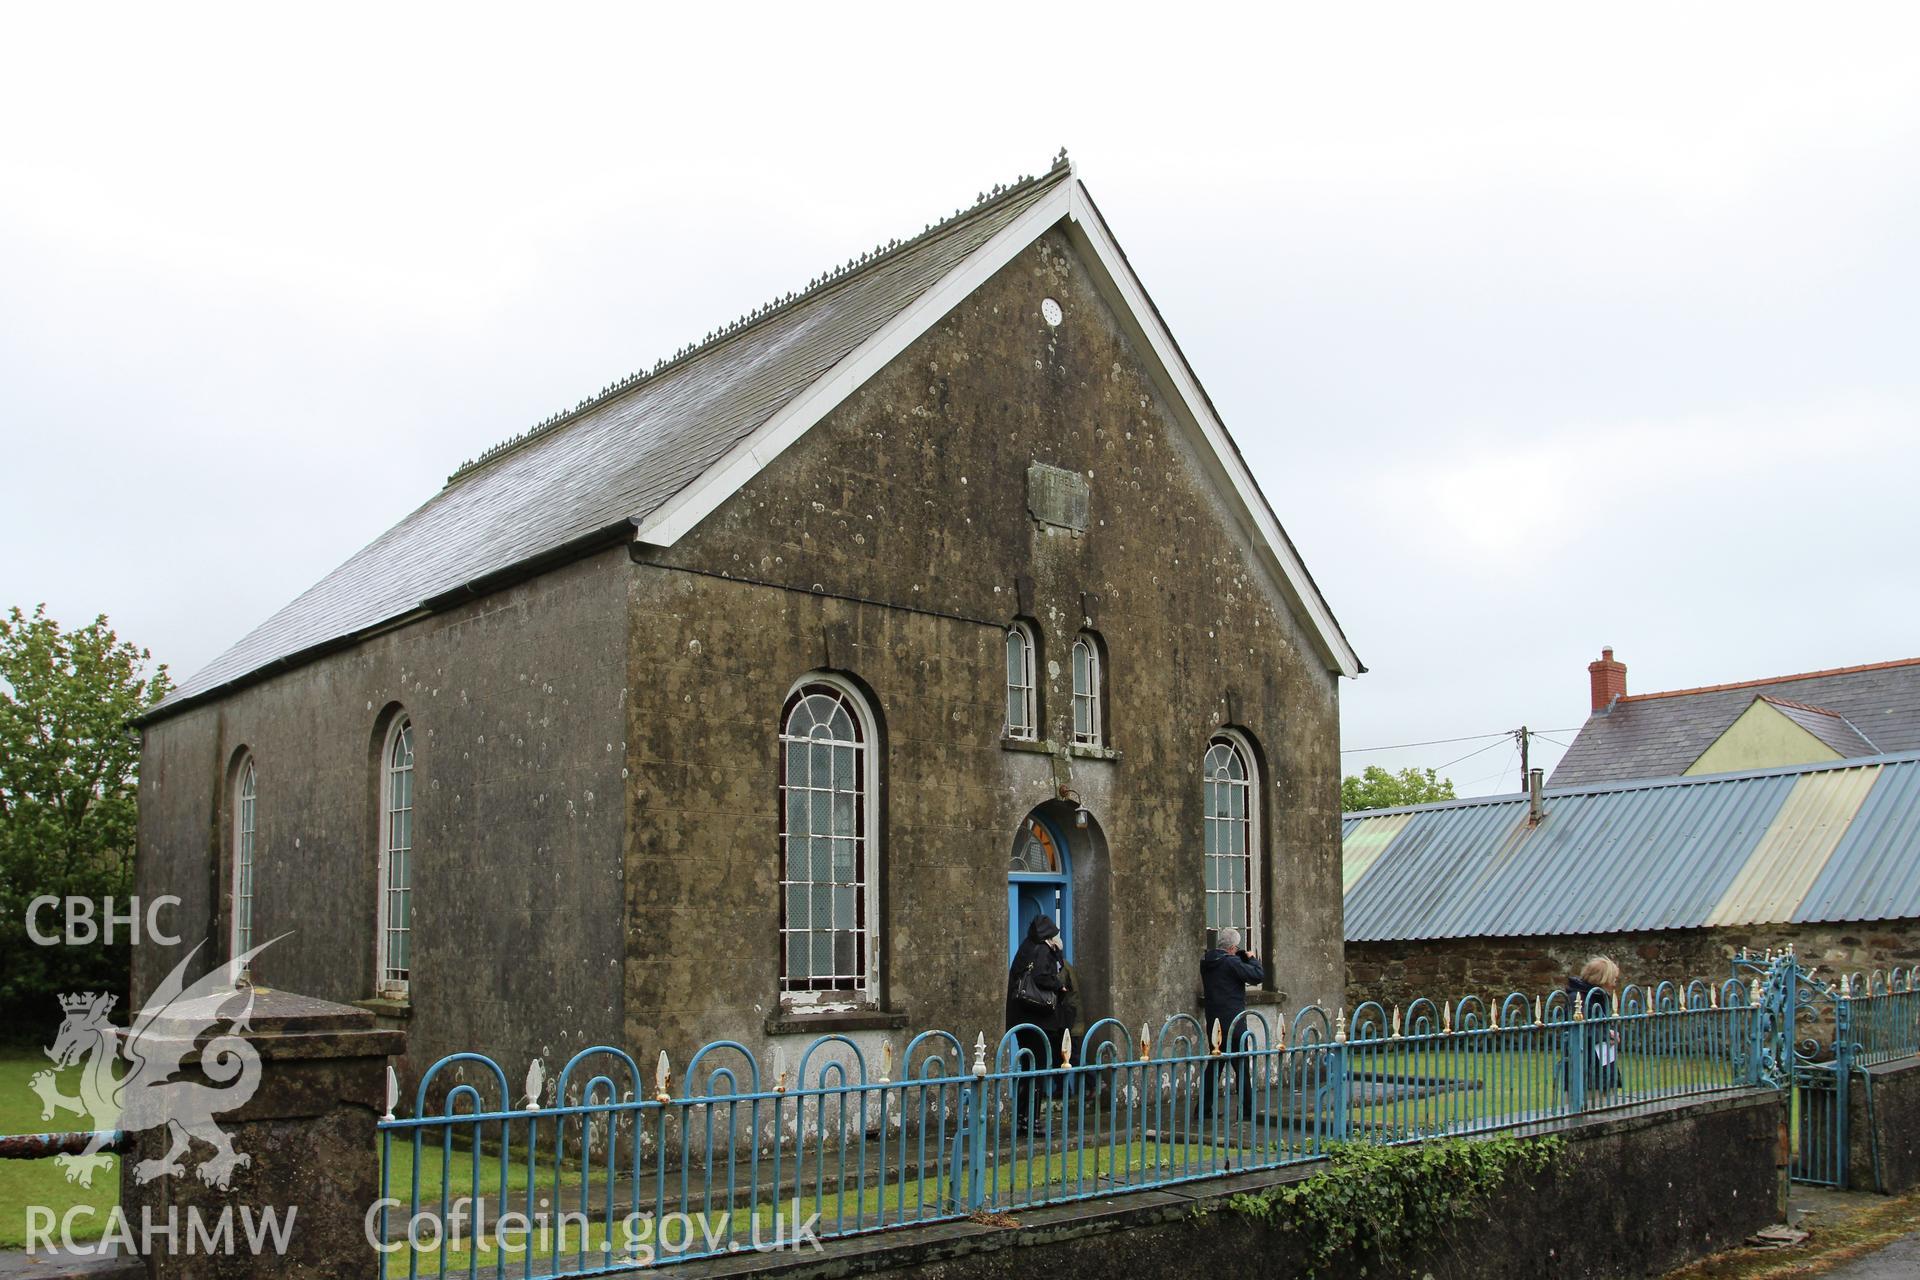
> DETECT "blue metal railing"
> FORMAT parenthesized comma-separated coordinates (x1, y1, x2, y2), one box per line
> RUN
(375, 970, 1794, 1278)
(1843, 966, 1920, 1066)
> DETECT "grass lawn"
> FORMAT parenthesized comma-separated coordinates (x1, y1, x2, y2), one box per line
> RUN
(0, 1047, 119, 1249)
(383, 1132, 584, 1201)
(379, 1136, 1238, 1277)
(1348, 1040, 1745, 1137)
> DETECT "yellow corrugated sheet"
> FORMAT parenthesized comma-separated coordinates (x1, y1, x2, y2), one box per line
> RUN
(1706, 765, 1881, 926)
(1343, 811, 1414, 892)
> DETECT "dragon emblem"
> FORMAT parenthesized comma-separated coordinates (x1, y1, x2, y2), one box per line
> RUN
(32, 939, 274, 1190)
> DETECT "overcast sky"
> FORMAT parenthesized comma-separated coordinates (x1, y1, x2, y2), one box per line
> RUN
(4, 5, 1916, 796)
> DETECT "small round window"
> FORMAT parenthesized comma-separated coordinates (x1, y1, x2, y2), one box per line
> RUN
(1041, 298, 1062, 327)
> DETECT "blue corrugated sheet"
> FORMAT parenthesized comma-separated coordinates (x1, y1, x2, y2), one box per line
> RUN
(1796, 758, 1920, 924)
(1343, 752, 1920, 942)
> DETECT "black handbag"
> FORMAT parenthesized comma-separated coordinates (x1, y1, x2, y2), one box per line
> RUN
(1013, 962, 1057, 1013)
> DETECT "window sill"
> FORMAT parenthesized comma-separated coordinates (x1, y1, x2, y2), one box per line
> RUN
(765, 1008, 909, 1036)
(1193, 988, 1288, 1010)
(354, 997, 413, 1021)
(1001, 736, 1122, 762)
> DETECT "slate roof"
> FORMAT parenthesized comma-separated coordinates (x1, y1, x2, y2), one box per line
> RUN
(148, 165, 1074, 718)
(1548, 659, 1920, 787)
(1343, 752, 1920, 941)
(1761, 697, 1879, 759)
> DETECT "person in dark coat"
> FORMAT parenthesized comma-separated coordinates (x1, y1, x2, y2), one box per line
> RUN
(1005, 915, 1065, 1133)
(1563, 955, 1622, 1097)
(1200, 927, 1264, 1120)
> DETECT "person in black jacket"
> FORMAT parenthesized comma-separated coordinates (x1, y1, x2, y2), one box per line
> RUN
(1005, 915, 1065, 1134)
(1200, 927, 1265, 1120)
(1562, 955, 1622, 1097)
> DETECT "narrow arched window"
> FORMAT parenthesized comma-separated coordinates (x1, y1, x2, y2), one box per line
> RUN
(1006, 622, 1038, 740)
(1072, 634, 1102, 746)
(232, 755, 256, 959)
(378, 718, 414, 997)
(1204, 734, 1261, 948)
(780, 678, 877, 1002)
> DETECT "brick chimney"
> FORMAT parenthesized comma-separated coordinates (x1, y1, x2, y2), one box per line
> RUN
(1588, 646, 1628, 712)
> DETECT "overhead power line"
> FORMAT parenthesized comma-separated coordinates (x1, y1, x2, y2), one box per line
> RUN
(1462, 743, 1522, 789)
(1341, 727, 1582, 756)
(1341, 730, 1510, 755)
(1433, 736, 1515, 772)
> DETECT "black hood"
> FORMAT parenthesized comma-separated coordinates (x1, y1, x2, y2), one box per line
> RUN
(1026, 915, 1060, 943)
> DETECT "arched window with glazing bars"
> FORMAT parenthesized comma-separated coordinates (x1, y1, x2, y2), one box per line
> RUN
(1071, 633, 1102, 746)
(1006, 622, 1038, 740)
(1203, 733, 1261, 947)
(378, 718, 414, 997)
(779, 678, 879, 1003)
(232, 754, 256, 959)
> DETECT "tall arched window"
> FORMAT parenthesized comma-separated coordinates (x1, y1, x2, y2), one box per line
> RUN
(232, 755, 256, 959)
(378, 717, 414, 997)
(1071, 633, 1102, 746)
(1203, 733, 1261, 948)
(1006, 622, 1038, 740)
(780, 677, 878, 1003)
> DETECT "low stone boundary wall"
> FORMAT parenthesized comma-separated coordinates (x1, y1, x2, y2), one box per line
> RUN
(670, 1091, 1785, 1280)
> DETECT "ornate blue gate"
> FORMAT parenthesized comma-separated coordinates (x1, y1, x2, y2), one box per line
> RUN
(1740, 948, 1852, 1188)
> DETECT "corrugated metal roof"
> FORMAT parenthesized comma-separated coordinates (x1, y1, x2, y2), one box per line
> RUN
(1706, 766, 1880, 926)
(1796, 759, 1920, 924)
(1344, 753, 1920, 941)
(1340, 811, 1412, 891)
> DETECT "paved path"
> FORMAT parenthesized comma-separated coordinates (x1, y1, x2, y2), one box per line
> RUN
(0, 1250, 139, 1279)
(1819, 1227, 1920, 1278)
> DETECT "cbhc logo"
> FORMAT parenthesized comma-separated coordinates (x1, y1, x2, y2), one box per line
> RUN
(25, 896, 182, 946)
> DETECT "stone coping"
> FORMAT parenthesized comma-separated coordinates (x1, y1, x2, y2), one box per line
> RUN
(136, 988, 405, 1060)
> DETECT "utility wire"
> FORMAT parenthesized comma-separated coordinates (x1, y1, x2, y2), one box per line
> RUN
(1341, 730, 1511, 755)
(1462, 743, 1521, 789)
(1342, 726, 1583, 755)
(1432, 736, 1515, 772)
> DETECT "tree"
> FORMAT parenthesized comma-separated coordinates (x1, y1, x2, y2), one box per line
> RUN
(0, 604, 170, 1029)
(1341, 765, 1456, 813)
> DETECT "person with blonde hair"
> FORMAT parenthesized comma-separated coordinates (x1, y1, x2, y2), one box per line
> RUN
(1564, 954, 1622, 1095)
(1578, 955, 1621, 1000)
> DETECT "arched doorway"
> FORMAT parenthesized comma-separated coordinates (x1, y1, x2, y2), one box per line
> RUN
(1008, 809, 1074, 963)
(1007, 801, 1111, 1027)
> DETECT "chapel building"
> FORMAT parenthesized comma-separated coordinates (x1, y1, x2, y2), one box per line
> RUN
(134, 157, 1362, 1082)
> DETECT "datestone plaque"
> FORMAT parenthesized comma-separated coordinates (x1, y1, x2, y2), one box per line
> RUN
(1027, 462, 1089, 532)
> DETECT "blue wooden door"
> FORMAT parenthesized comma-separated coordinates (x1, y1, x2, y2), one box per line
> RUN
(1007, 813, 1072, 963)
